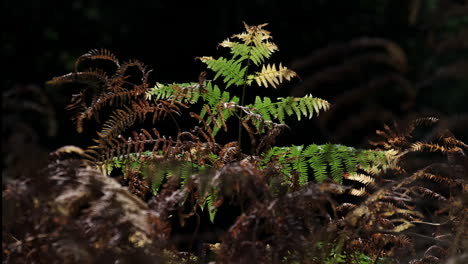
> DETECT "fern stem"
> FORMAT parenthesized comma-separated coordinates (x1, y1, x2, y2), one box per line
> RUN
(237, 49, 252, 148)
(238, 84, 247, 146)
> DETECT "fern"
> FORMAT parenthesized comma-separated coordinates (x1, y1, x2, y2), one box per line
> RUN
(198, 57, 247, 88)
(251, 94, 330, 124)
(250, 63, 297, 89)
(204, 191, 218, 223)
(144, 23, 329, 151)
(74, 48, 120, 71)
(290, 145, 308, 185)
(198, 22, 296, 92)
(261, 144, 393, 185)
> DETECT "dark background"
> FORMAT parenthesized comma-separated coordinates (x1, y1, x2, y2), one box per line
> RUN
(3, 0, 468, 151)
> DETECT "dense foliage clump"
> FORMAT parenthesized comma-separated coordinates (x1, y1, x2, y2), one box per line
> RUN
(3, 15, 467, 264)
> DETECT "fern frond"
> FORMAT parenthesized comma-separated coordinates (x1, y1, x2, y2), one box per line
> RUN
(205, 191, 218, 223)
(74, 86, 149, 132)
(115, 60, 151, 85)
(194, 82, 240, 137)
(262, 144, 390, 184)
(145, 82, 204, 105)
(305, 145, 328, 182)
(251, 95, 330, 124)
(251, 63, 297, 89)
(288, 145, 308, 185)
(410, 142, 452, 153)
(75, 48, 120, 71)
(233, 22, 272, 46)
(220, 41, 278, 66)
(199, 22, 282, 91)
(96, 100, 183, 144)
(47, 70, 109, 87)
(349, 187, 368, 197)
(249, 43, 278, 66)
(327, 147, 345, 183)
(410, 186, 447, 201)
(197, 57, 247, 88)
(344, 173, 376, 186)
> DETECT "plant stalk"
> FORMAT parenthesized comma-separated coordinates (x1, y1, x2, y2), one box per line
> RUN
(237, 50, 252, 149)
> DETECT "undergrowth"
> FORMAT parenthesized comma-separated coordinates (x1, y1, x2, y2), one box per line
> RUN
(3, 20, 467, 264)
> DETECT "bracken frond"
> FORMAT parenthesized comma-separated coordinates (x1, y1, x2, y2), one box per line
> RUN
(47, 69, 109, 88)
(95, 100, 183, 145)
(197, 57, 247, 88)
(75, 48, 120, 71)
(261, 144, 392, 185)
(251, 63, 298, 89)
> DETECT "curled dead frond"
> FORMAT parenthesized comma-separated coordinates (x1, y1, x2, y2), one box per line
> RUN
(75, 48, 120, 71)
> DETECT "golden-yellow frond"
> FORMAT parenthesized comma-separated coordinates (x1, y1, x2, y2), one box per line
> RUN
(349, 187, 368, 197)
(197, 56, 214, 63)
(253, 63, 297, 89)
(344, 173, 376, 186)
(233, 22, 272, 46)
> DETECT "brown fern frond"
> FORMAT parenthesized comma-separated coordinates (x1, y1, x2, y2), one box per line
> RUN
(216, 104, 228, 132)
(256, 123, 288, 154)
(411, 116, 439, 127)
(97, 105, 137, 142)
(218, 141, 241, 166)
(75, 48, 120, 71)
(204, 105, 223, 130)
(242, 117, 257, 152)
(47, 69, 109, 88)
(414, 171, 460, 187)
(189, 113, 216, 143)
(90, 126, 218, 167)
(81, 85, 149, 124)
(114, 59, 152, 86)
(95, 100, 183, 145)
(410, 186, 448, 201)
(442, 137, 468, 150)
(91, 128, 165, 163)
(56, 50, 163, 135)
(371, 116, 467, 155)
(410, 142, 451, 153)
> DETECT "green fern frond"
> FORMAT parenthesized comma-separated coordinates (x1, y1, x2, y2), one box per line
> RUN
(145, 82, 204, 104)
(199, 22, 284, 90)
(146, 81, 242, 138)
(289, 145, 308, 185)
(145, 82, 177, 101)
(198, 57, 247, 88)
(220, 41, 278, 66)
(261, 144, 393, 184)
(305, 145, 328, 182)
(204, 82, 223, 106)
(251, 95, 330, 124)
(197, 83, 239, 136)
(204, 191, 218, 223)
